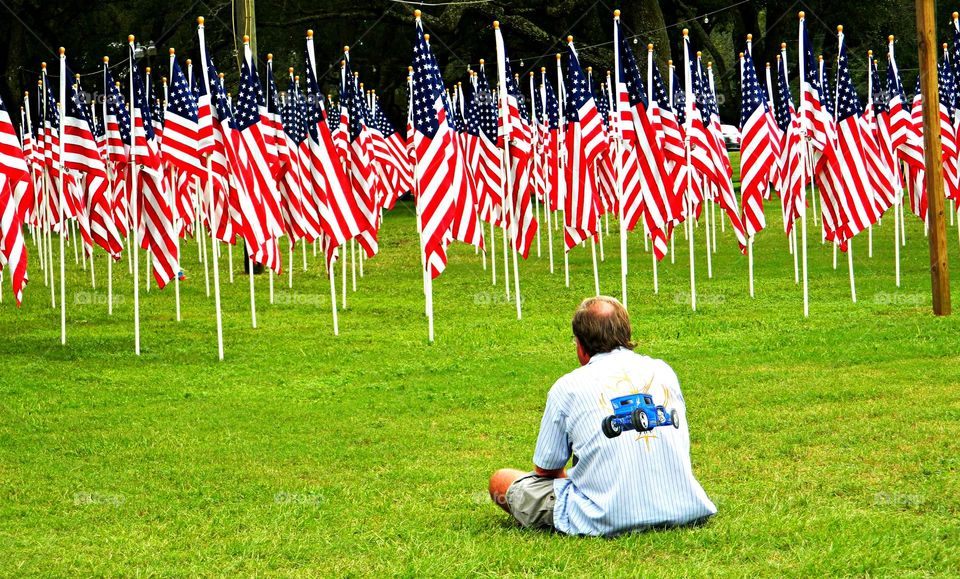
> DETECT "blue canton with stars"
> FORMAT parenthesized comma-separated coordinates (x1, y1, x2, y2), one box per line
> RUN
(235, 57, 262, 131)
(775, 57, 794, 132)
(167, 57, 199, 123)
(739, 49, 770, 130)
(410, 21, 445, 138)
(835, 40, 861, 122)
(564, 45, 595, 123)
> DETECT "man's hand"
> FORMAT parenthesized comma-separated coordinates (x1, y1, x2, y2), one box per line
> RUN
(534, 465, 567, 479)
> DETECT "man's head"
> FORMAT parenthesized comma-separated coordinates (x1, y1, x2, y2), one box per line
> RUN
(572, 296, 636, 365)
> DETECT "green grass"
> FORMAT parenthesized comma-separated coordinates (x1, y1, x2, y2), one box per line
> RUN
(2, 171, 960, 575)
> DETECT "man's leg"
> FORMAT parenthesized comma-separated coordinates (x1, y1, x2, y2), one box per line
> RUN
(489, 468, 526, 513)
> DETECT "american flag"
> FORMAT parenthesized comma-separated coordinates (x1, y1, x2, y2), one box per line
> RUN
(702, 58, 747, 250)
(369, 93, 412, 210)
(776, 50, 806, 235)
(939, 48, 960, 204)
(907, 76, 927, 221)
(562, 41, 606, 250)
(22, 95, 43, 227)
(130, 46, 179, 288)
(235, 47, 281, 274)
(208, 58, 262, 250)
(885, 56, 924, 172)
(799, 16, 834, 157)
(529, 73, 547, 210)
(304, 35, 372, 268)
(494, 28, 533, 257)
(685, 37, 747, 250)
(540, 70, 561, 214)
(650, 60, 686, 225)
(819, 58, 834, 118)
(63, 63, 122, 259)
(833, 33, 879, 241)
(471, 64, 504, 225)
(287, 75, 326, 242)
(62, 73, 92, 253)
(738, 48, 774, 238)
(448, 79, 485, 253)
(151, 95, 164, 147)
(614, 22, 674, 260)
(195, 45, 235, 245)
(260, 59, 286, 242)
(277, 73, 318, 245)
(163, 56, 203, 178)
(41, 73, 65, 231)
(0, 92, 30, 305)
(410, 17, 456, 278)
(103, 64, 131, 237)
(594, 74, 617, 218)
(799, 19, 844, 246)
(193, 56, 214, 160)
(862, 56, 898, 217)
(18, 104, 37, 226)
(342, 58, 381, 257)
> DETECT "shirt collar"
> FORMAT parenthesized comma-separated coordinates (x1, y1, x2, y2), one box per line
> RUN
(587, 347, 628, 365)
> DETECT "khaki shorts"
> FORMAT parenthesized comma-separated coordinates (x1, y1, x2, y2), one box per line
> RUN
(505, 472, 556, 529)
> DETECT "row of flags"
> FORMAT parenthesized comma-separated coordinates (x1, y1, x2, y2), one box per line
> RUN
(0, 9, 957, 339)
(0, 20, 413, 310)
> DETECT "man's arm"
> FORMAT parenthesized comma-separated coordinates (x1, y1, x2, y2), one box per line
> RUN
(533, 385, 571, 477)
(534, 465, 567, 478)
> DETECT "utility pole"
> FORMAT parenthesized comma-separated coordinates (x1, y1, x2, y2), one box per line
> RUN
(236, 0, 258, 59)
(916, 0, 951, 315)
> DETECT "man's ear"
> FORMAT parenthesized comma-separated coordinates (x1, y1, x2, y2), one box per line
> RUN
(575, 337, 590, 366)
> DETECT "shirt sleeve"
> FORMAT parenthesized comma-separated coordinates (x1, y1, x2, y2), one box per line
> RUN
(533, 382, 572, 470)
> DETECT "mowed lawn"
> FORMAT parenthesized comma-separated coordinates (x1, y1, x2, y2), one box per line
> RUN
(2, 163, 960, 575)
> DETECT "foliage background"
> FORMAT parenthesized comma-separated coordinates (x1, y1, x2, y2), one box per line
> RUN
(0, 0, 950, 130)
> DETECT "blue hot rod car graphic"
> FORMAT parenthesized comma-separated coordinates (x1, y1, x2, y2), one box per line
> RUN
(602, 393, 680, 438)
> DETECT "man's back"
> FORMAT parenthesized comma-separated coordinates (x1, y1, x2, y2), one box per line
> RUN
(534, 348, 717, 536)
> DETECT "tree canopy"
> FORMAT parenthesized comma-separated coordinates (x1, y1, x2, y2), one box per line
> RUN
(0, 0, 947, 128)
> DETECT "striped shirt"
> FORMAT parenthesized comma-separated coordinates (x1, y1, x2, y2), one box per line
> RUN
(533, 348, 717, 536)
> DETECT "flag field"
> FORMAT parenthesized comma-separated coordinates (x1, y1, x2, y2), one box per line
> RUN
(2, 154, 960, 574)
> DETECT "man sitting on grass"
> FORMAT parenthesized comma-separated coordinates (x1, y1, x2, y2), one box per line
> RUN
(489, 296, 717, 536)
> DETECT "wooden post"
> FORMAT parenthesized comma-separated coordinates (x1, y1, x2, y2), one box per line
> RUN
(236, 0, 258, 57)
(916, 0, 951, 315)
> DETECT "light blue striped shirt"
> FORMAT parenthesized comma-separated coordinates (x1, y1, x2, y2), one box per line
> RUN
(533, 348, 717, 536)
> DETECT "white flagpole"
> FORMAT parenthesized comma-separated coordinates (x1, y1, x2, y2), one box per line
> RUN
(337, 65, 349, 310)
(528, 71, 542, 259)
(96, 62, 113, 314)
(540, 68, 555, 274)
(188, 60, 211, 298)
(126, 37, 142, 352)
(683, 31, 697, 311)
(478, 62, 497, 287)
(587, 65, 605, 270)
(198, 17, 224, 359)
(557, 53, 570, 287)
(38, 78, 56, 307)
(242, 37, 257, 329)
(702, 56, 714, 278)
(570, 38, 600, 297)
(613, 19, 629, 305)
(798, 14, 810, 317)
(836, 27, 856, 303)
(413, 11, 434, 340)
(867, 50, 876, 259)
(645, 42, 660, 294)
(163, 58, 182, 322)
(494, 22, 522, 318)
(58, 49, 67, 344)
(667, 61, 677, 264)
